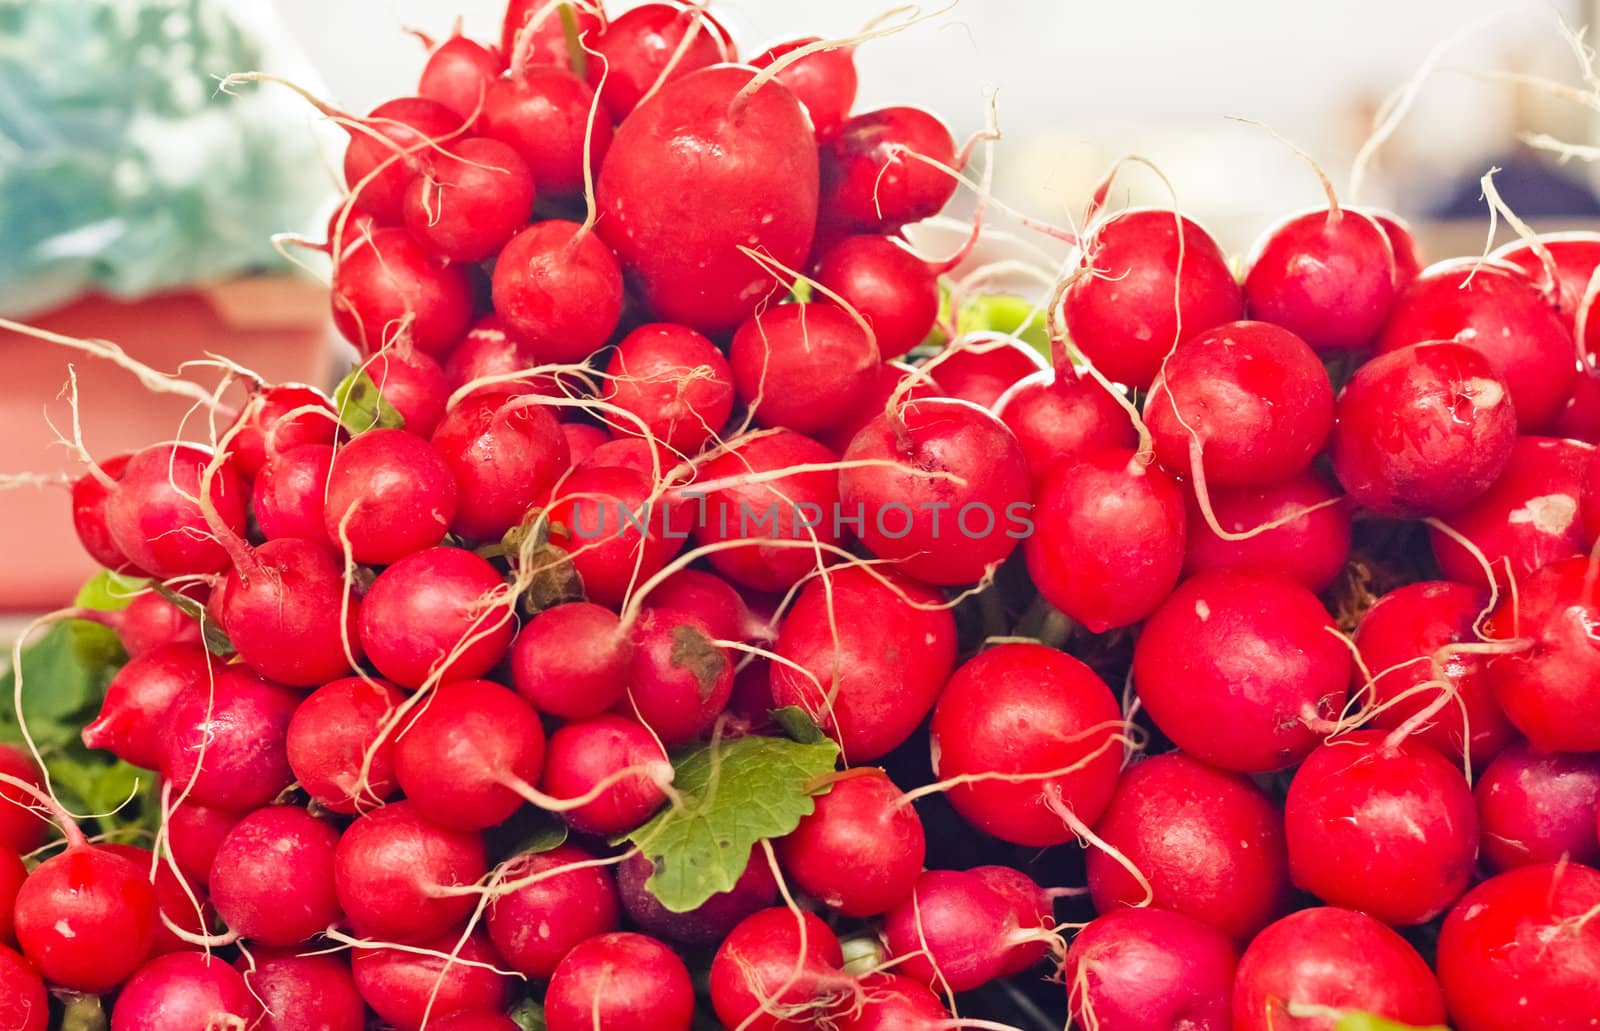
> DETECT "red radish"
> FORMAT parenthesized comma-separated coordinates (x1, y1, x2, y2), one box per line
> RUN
(1475, 743, 1600, 870)
(1353, 581, 1515, 767)
(324, 427, 455, 563)
(833, 973, 947, 1030)
(253, 443, 335, 545)
(931, 336, 1049, 410)
(487, 842, 620, 977)
(512, 603, 630, 718)
(394, 679, 545, 829)
(709, 907, 846, 1031)
(1243, 205, 1396, 353)
(603, 322, 735, 453)
(82, 642, 211, 770)
(546, 932, 694, 1031)
(1494, 231, 1600, 342)
(14, 843, 156, 992)
(113, 589, 204, 657)
(332, 799, 486, 943)
(1377, 258, 1578, 430)
(751, 38, 859, 140)
(996, 369, 1138, 485)
(357, 546, 515, 690)
(71, 454, 141, 573)
(442, 315, 540, 395)
(881, 868, 1019, 992)
(1064, 908, 1239, 1031)
(330, 226, 475, 357)
(621, 610, 733, 747)
(1133, 570, 1350, 773)
(596, 65, 819, 334)
(545, 464, 684, 608)
(218, 537, 361, 688)
(403, 137, 537, 262)
(1586, 445, 1600, 538)
(1285, 730, 1477, 925)
(931, 643, 1123, 846)
(1367, 209, 1424, 288)
(821, 107, 957, 233)
(104, 443, 247, 579)
(1436, 861, 1600, 1031)
(585, 3, 731, 120)
(341, 97, 463, 223)
(616, 847, 776, 946)
(491, 220, 624, 363)
(1143, 320, 1334, 487)
(354, 347, 451, 437)
(501, 0, 604, 71)
(226, 383, 339, 477)
(1062, 207, 1244, 389)
(325, 204, 378, 259)
(820, 361, 943, 454)
(164, 801, 242, 885)
(0, 945, 45, 1031)
(239, 951, 367, 1031)
(0, 845, 23, 943)
(1024, 448, 1186, 631)
(98, 844, 206, 956)
(841, 397, 1030, 586)
(730, 303, 879, 436)
(769, 567, 956, 761)
(481, 68, 613, 197)
(110, 953, 261, 1031)
(431, 1010, 520, 1030)
(350, 931, 513, 1031)
(813, 234, 938, 359)
(540, 714, 668, 835)
(562, 422, 608, 465)
(582, 435, 664, 475)
(777, 768, 925, 917)
(209, 806, 341, 946)
(971, 864, 1055, 977)
(418, 34, 505, 120)
(1183, 471, 1351, 593)
(286, 675, 405, 814)
(1483, 556, 1600, 752)
(430, 389, 572, 543)
(1331, 341, 1517, 517)
(1088, 753, 1290, 943)
(641, 568, 753, 643)
(160, 667, 299, 809)
(1428, 436, 1593, 589)
(1233, 907, 1445, 1031)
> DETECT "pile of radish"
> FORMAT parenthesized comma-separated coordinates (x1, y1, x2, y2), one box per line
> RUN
(7, 1, 1600, 1029)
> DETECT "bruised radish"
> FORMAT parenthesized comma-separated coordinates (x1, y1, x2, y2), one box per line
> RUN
(209, 805, 341, 946)
(481, 69, 613, 197)
(71, 454, 141, 573)
(286, 675, 405, 815)
(777, 768, 925, 917)
(487, 843, 620, 977)
(431, 389, 572, 543)
(14, 844, 156, 992)
(110, 952, 261, 1031)
(105, 443, 247, 579)
(540, 715, 669, 835)
(0, 945, 45, 1031)
(585, 3, 732, 120)
(931, 336, 1049, 410)
(512, 602, 630, 719)
(225, 383, 338, 477)
(544, 464, 684, 608)
(820, 106, 956, 233)
(1483, 556, 1600, 752)
(341, 97, 463, 224)
(160, 666, 299, 808)
(330, 226, 475, 357)
(546, 932, 694, 1031)
(491, 220, 623, 362)
(730, 303, 878, 435)
(709, 907, 845, 1031)
(239, 951, 366, 1031)
(357, 546, 515, 689)
(333, 800, 486, 943)
(1065, 908, 1239, 1031)
(218, 537, 361, 687)
(83, 642, 211, 769)
(617, 847, 777, 947)
(603, 322, 734, 453)
(1183, 470, 1351, 593)
(350, 931, 512, 1031)
(402, 137, 536, 262)
(253, 443, 334, 544)
(394, 679, 544, 829)
(996, 369, 1137, 485)
(354, 347, 451, 436)
(621, 610, 732, 747)
(417, 33, 504, 120)
(813, 234, 938, 359)
(1243, 205, 1396, 352)
(1475, 743, 1600, 870)
(324, 427, 456, 563)
(751, 38, 859, 140)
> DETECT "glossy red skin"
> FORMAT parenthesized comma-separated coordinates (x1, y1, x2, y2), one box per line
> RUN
(584, 3, 731, 120)
(253, 443, 334, 544)
(1244, 207, 1397, 352)
(159, 667, 299, 809)
(1378, 258, 1578, 430)
(546, 932, 694, 1031)
(1331, 341, 1517, 517)
(540, 715, 667, 835)
(105, 443, 247, 579)
(286, 676, 404, 815)
(1183, 470, 1351, 593)
(357, 546, 515, 689)
(481, 68, 613, 197)
(333, 800, 485, 943)
(583, 436, 664, 475)
(98, 844, 206, 956)
(597, 66, 819, 334)
(71, 453, 139, 572)
(1476, 743, 1600, 870)
(165, 802, 242, 885)
(111, 952, 261, 1031)
(208, 806, 340, 946)
(1089, 753, 1290, 942)
(820, 106, 956, 233)
(14, 846, 156, 992)
(769, 567, 956, 761)
(324, 428, 455, 564)
(1369, 210, 1423, 289)
(238, 951, 367, 1031)
(617, 845, 776, 946)
(487, 843, 621, 977)
(442, 315, 541, 396)
(709, 907, 845, 1031)
(351, 931, 513, 1031)
(882, 868, 1013, 992)
(430, 390, 572, 543)
(1233, 907, 1445, 1031)
(620, 612, 732, 747)
(330, 227, 475, 357)
(641, 568, 753, 643)
(752, 39, 858, 140)
(1437, 862, 1600, 1031)
(219, 538, 361, 688)
(813, 235, 937, 359)
(834, 972, 947, 1030)
(1494, 232, 1600, 339)
(562, 422, 609, 466)
(1285, 731, 1478, 925)
(1065, 908, 1239, 1031)
(1025, 448, 1186, 631)
(500, 0, 604, 71)
(931, 336, 1049, 410)
(1428, 436, 1593, 590)
(0, 945, 46, 1031)
(115, 589, 204, 657)
(1144, 320, 1334, 487)
(1063, 208, 1244, 389)
(931, 643, 1123, 846)
(512, 603, 630, 719)
(969, 864, 1054, 977)
(403, 137, 536, 262)
(395, 679, 544, 829)
(819, 361, 942, 454)
(731, 303, 879, 435)
(545, 464, 683, 608)
(84, 642, 212, 770)
(356, 347, 450, 437)
(341, 97, 462, 224)
(777, 769, 925, 917)
(1484, 556, 1600, 752)
(996, 368, 1138, 486)
(1134, 570, 1350, 773)
(604, 322, 733, 453)
(0, 845, 24, 944)
(227, 383, 338, 477)
(491, 219, 623, 363)
(418, 35, 505, 120)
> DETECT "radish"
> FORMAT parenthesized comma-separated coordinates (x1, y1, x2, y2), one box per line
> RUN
(539, 714, 669, 835)
(422, 1011, 519, 1031)
(1064, 908, 1239, 1031)
(164, 801, 242, 885)
(357, 546, 515, 690)
(603, 322, 734, 453)
(394, 679, 545, 829)
(217, 537, 361, 688)
(596, 65, 818, 334)
(1285, 730, 1477, 925)
(1586, 445, 1600, 538)
(430, 389, 572, 543)
(820, 361, 943, 454)
(0, 945, 45, 1031)
(512, 602, 630, 719)
(1233, 907, 1445, 1031)
(1062, 207, 1243, 389)
(333, 799, 487, 943)
(1377, 258, 1578, 430)
(490, 220, 624, 362)
(98, 844, 206, 956)
(1182, 470, 1351, 593)
(777, 768, 925, 917)
(1331, 341, 1517, 517)
(104, 443, 247, 579)
(930, 336, 1049, 410)
(225, 383, 338, 477)
(1483, 556, 1600, 752)
(402, 137, 537, 263)
(1475, 743, 1600, 870)
(71, 453, 142, 573)
(330, 227, 475, 357)
(582, 436, 663, 474)
(971, 864, 1055, 977)
(813, 235, 938, 359)
(562, 421, 608, 465)
(113, 588, 204, 657)
(350, 931, 513, 1031)
(209, 805, 341, 946)
(286, 675, 405, 815)
(239, 951, 366, 1031)
(1088, 752, 1290, 943)
(768, 567, 956, 761)
(1494, 230, 1600, 350)
(13, 836, 156, 992)
(352, 347, 452, 437)
(545, 932, 695, 1031)
(82, 642, 211, 769)
(545, 464, 684, 608)
(341, 97, 463, 224)
(820, 106, 957, 233)
(481, 68, 613, 197)
(417, 33, 505, 121)
(751, 38, 859, 140)
(995, 368, 1138, 486)
(1024, 447, 1186, 631)
(501, 0, 604, 71)
(110, 953, 261, 1031)
(160, 666, 299, 809)
(584, 3, 732, 121)
(1242, 202, 1397, 353)
(881, 868, 1025, 993)
(930, 643, 1123, 846)
(324, 427, 456, 563)
(731, 303, 879, 436)
(442, 315, 540, 395)
(253, 443, 335, 545)
(1367, 209, 1423, 288)
(640, 568, 754, 643)
(1436, 861, 1600, 1031)
(708, 907, 846, 1031)
(616, 846, 776, 946)
(0, 845, 23, 944)
(833, 973, 947, 1030)
(840, 397, 1030, 586)
(486, 842, 620, 977)
(1133, 569, 1350, 773)
(621, 609, 733, 747)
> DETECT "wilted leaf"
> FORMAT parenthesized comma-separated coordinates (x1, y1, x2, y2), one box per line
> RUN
(332, 366, 405, 434)
(1334, 1013, 1449, 1031)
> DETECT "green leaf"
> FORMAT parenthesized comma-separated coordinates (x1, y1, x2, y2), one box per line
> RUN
(510, 998, 547, 1031)
(957, 293, 1050, 357)
(770, 706, 826, 744)
(0, 623, 103, 750)
(69, 571, 138, 669)
(1334, 1014, 1449, 1031)
(151, 584, 235, 658)
(628, 734, 839, 912)
(332, 366, 405, 434)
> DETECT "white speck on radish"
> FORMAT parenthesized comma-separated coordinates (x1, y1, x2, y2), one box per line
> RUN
(1468, 378, 1505, 408)
(1195, 600, 1211, 621)
(1507, 494, 1577, 536)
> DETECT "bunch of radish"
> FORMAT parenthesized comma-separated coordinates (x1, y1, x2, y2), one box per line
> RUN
(7, 1, 1600, 1029)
